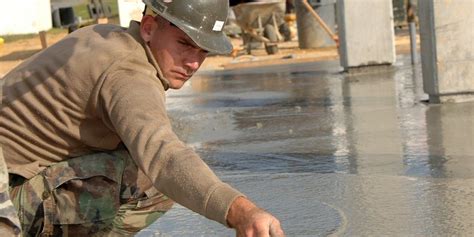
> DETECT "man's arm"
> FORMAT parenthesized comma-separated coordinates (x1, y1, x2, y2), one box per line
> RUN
(227, 197, 285, 237)
(98, 71, 242, 224)
(98, 70, 284, 235)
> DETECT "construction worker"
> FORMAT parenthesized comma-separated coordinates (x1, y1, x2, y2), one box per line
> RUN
(0, 0, 285, 236)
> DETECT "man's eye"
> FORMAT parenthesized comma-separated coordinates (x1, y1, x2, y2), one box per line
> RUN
(179, 41, 192, 48)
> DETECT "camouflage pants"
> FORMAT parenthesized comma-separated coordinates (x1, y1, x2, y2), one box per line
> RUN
(9, 150, 174, 236)
(0, 147, 22, 236)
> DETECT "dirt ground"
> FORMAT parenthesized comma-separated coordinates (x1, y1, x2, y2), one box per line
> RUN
(0, 32, 68, 78)
(0, 28, 417, 78)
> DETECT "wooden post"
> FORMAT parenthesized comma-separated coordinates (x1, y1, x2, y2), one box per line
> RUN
(39, 31, 48, 49)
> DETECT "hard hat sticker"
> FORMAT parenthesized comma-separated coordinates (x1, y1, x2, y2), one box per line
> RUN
(212, 21, 225, 32)
(151, 1, 166, 13)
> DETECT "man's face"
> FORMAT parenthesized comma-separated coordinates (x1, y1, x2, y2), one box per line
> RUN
(143, 15, 209, 89)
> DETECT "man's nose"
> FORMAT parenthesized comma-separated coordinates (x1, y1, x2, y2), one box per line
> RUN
(184, 60, 200, 72)
(184, 50, 207, 73)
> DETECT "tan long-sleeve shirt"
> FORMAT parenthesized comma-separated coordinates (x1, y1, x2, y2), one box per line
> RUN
(0, 21, 242, 225)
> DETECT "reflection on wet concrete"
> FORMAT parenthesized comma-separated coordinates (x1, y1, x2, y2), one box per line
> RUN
(139, 55, 474, 236)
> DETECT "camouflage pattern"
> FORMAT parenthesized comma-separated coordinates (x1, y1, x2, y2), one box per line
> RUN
(0, 147, 22, 236)
(9, 149, 174, 236)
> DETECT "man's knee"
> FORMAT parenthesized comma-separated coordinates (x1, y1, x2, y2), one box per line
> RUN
(110, 191, 174, 235)
(108, 150, 175, 234)
(9, 151, 127, 235)
(8, 150, 173, 235)
(0, 147, 21, 236)
(0, 221, 21, 236)
(0, 202, 22, 237)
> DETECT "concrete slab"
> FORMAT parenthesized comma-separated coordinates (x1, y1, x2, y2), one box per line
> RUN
(138, 55, 474, 236)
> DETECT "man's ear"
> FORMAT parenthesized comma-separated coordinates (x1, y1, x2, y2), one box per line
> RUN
(140, 15, 156, 43)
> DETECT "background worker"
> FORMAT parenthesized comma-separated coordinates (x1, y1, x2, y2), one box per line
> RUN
(0, 0, 284, 236)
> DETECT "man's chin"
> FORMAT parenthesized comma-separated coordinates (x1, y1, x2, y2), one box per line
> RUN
(168, 81, 185, 90)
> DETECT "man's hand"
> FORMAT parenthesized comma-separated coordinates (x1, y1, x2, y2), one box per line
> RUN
(227, 197, 285, 237)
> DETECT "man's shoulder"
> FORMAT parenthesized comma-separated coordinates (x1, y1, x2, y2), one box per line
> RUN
(71, 24, 136, 49)
(56, 24, 149, 75)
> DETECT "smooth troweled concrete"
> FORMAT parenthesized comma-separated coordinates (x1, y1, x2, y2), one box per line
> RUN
(418, 0, 474, 103)
(336, 0, 396, 70)
(137, 55, 474, 236)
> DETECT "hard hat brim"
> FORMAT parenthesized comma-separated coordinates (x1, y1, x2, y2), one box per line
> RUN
(176, 22, 233, 55)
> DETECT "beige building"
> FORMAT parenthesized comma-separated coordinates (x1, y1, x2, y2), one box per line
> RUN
(0, 0, 53, 35)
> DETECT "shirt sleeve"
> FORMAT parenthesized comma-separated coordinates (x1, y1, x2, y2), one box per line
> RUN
(97, 69, 244, 226)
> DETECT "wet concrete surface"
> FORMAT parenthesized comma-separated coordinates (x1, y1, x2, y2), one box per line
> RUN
(138, 55, 474, 236)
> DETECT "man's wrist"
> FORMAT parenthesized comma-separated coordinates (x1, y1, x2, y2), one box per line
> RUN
(226, 196, 258, 228)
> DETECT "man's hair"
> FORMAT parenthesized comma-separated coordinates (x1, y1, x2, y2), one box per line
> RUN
(142, 6, 178, 28)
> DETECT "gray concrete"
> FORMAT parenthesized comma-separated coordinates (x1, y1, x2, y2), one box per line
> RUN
(295, 0, 337, 49)
(418, 0, 474, 103)
(137, 55, 474, 236)
(336, 0, 396, 70)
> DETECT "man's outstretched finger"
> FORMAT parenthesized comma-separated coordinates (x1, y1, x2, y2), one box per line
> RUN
(269, 221, 285, 237)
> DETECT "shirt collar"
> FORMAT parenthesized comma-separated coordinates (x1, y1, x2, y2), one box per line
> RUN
(126, 20, 170, 90)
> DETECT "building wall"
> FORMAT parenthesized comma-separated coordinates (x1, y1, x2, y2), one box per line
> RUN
(50, 0, 85, 8)
(0, 0, 52, 35)
(118, 0, 144, 27)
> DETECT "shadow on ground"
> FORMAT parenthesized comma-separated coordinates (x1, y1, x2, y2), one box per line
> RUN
(0, 49, 40, 61)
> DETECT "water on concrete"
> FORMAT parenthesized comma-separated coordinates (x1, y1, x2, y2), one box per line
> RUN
(138, 55, 474, 237)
